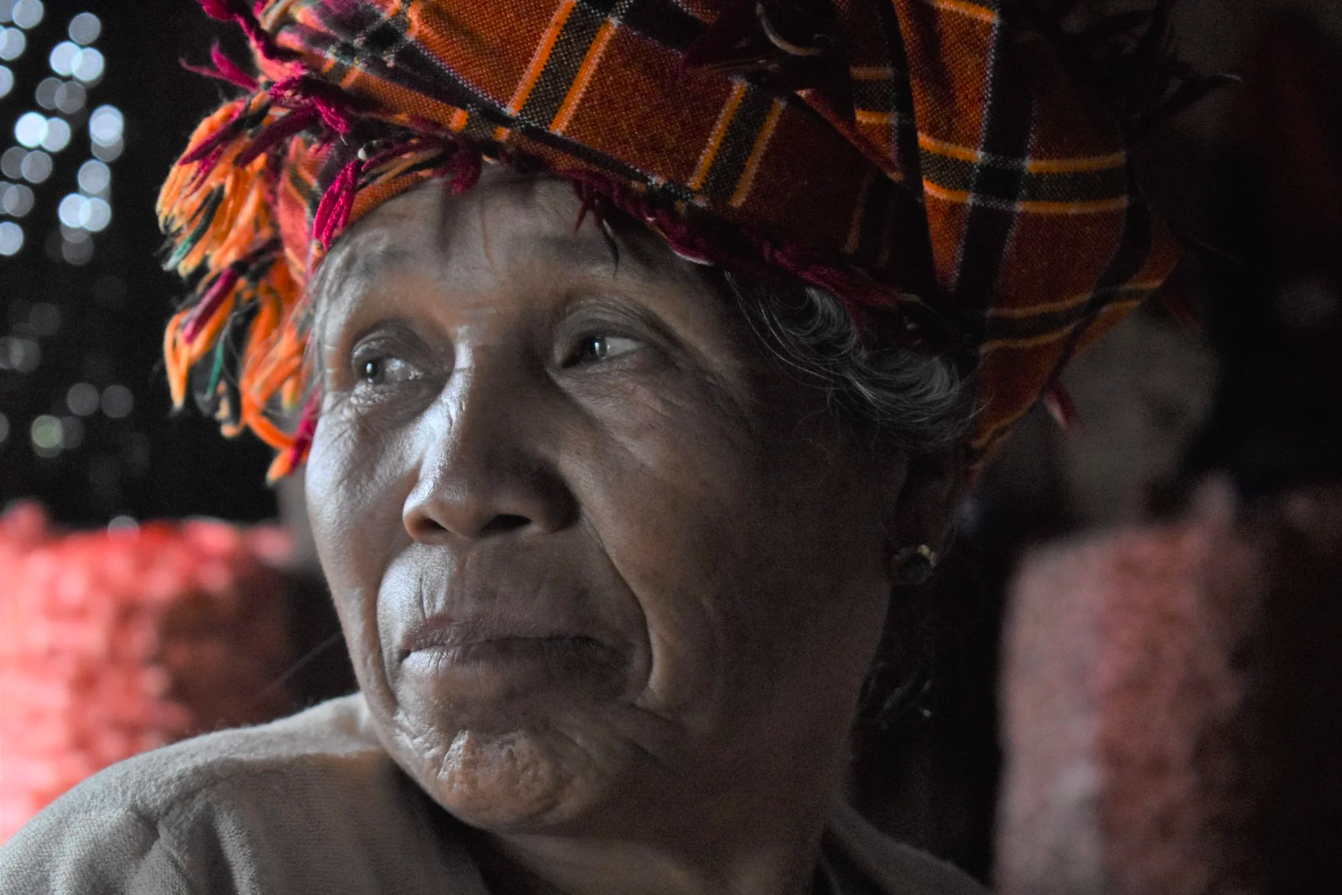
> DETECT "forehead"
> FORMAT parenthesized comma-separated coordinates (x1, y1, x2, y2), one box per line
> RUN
(312, 170, 700, 308)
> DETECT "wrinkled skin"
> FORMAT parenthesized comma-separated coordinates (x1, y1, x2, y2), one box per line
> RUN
(305, 170, 953, 895)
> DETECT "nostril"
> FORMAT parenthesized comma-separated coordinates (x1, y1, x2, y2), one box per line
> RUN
(479, 513, 530, 536)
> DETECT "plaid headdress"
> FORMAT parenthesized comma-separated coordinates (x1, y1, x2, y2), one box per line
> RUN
(160, 0, 1181, 480)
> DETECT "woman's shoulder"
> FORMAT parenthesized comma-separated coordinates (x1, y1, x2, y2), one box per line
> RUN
(24, 693, 390, 823)
(0, 694, 486, 894)
(827, 798, 992, 895)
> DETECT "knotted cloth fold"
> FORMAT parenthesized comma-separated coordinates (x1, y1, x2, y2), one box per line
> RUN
(159, 0, 1180, 479)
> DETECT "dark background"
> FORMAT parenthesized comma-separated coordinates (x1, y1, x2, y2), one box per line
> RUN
(0, 0, 274, 525)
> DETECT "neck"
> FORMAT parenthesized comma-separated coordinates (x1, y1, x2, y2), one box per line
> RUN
(467, 815, 830, 895)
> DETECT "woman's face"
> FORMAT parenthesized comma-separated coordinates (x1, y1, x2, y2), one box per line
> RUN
(306, 172, 906, 839)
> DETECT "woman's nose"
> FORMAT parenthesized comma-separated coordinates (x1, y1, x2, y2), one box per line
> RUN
(401, 365, 577, 543)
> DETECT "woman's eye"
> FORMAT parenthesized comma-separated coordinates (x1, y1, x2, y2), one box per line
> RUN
(355, 355, 421, 386)
(571, 335, 640, 365)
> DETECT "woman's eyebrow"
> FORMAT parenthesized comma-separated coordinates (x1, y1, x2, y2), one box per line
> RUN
(339, 243, 417, 287)
(530, 228, 690, 285)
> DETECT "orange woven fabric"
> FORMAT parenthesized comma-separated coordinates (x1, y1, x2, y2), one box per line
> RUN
(159, 0, 1180, 478)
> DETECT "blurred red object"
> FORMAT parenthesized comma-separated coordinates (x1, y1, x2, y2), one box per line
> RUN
(0, 503, 295, 844)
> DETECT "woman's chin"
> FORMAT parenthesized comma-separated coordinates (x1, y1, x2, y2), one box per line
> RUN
(408, 725, 623, 831)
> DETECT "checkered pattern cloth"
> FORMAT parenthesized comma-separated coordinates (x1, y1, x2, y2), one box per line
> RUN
(159, 0, 1180, 478)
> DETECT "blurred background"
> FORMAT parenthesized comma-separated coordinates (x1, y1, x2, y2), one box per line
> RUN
(2, 0, 1341, 890)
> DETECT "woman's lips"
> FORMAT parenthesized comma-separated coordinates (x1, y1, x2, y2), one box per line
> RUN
(400, 617, 583, 658)
(396, 617, 629, 707)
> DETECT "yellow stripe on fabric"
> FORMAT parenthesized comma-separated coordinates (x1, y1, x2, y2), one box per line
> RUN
(918, 134, 1127, 173)
(851, 66, 895, 80)
(987, 280, 1166, 319)
(978, 297, 1143, 354)
(857, 110, 896, 126)
(690, 81, 749, 192)
(845, 168, 879, 255)
(506, 0, 577, 115)
(730, 98, 785, 208)
(552, 19, 618, 134)
(923, 181, 1130, 215)
(978, 323, 1079, 355)
(920, 0, 999, 25)
(971, 405, 1032, 451)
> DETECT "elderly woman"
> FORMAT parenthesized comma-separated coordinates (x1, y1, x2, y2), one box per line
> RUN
(0, 1, 1176, 893)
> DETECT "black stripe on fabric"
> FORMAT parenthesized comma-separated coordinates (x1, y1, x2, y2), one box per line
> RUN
(1038, 188, 1154, 381)
(981, 283, 1152, 343)
(1018, 167, 1128, 203)
(866, 0, 921, 194)
(920, 150, 1127, 202)
(917, 151, 972, 194)
(286, 23, 355, 82)
(698, 86, 775, 205)
(518, 4, 610, 127)
(852, 80, 896, 113)
(949, 21, 1035, 335)
(354, 4, 412, 59)
(616, 0, 705, 51)
(304, 0, 700, 206)
(457, 109, 499, 145)
(510, 115, 698, 204)
(324, 11, 501, 118)
(856, 174, 895, 261)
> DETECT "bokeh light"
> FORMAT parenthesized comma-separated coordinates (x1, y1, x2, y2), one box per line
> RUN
(91, 139, 121, 163)
(30, 414, 64, 458)
(0, 334, 39, 370)
(81, 197, 110, 231)
(40, 117, 70, 153)
(0, 27, 26, 62)
(0, 64, 12, 99)
(14, 111, 46, 148)
(53, 79, 84, 114)
(19, 149, 51, 184)
(11, 0, 42, 30)
(60, 227, 92, 265)
(71, 46, 103, 83)
(34, 75, 59, 108)
(0, 219, 23, 256)
(68, 12, 99, 45)
(2, 181, 34, 217)
(66, 382, 99, 417)
(88, 105, 122, 145)
(77, 159, 109, 195)
(27, 301, 60, 336)
(0, 147, 22, 179)
(57, 193, 109, 232)
(48, 40, 77, 76)
(101, 385, 133, 419)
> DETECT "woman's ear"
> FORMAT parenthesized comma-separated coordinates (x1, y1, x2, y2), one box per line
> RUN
(882, 445, 967, 570)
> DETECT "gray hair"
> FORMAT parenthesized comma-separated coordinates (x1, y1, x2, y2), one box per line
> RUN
(723, 272, 976, 456)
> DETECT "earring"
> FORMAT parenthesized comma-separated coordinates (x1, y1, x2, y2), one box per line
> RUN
(891, 544, 938, 586)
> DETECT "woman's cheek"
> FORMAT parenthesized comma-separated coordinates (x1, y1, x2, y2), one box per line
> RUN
(307, 410, 409, 664)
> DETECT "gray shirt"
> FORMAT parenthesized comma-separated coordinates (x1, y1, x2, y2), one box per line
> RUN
(0, 695, 987, 894)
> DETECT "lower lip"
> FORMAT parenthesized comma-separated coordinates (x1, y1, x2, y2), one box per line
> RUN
(399, 636, 625, 701)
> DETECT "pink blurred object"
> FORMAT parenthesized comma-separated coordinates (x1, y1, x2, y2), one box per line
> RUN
(997, 481, 1342, 894)
(0, 503, 296, 844)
